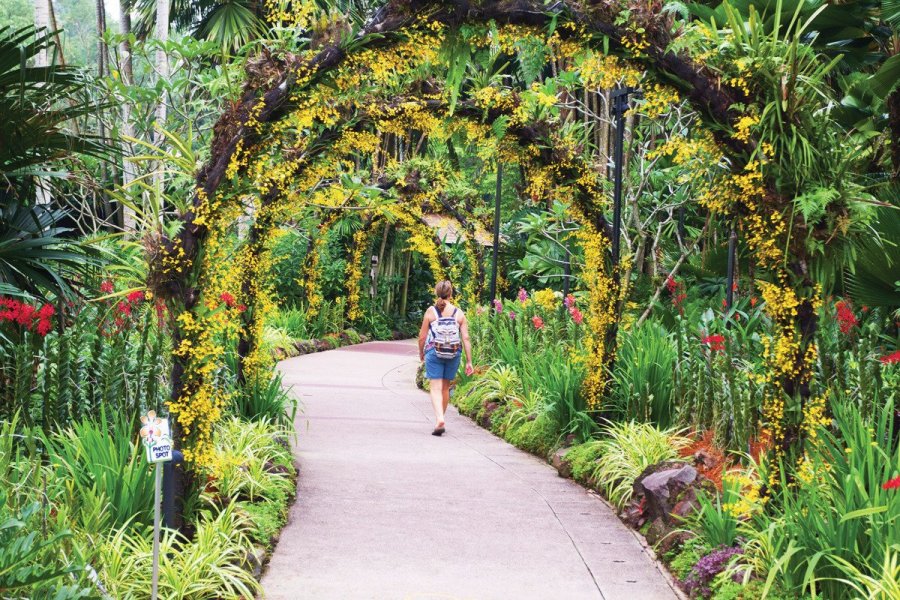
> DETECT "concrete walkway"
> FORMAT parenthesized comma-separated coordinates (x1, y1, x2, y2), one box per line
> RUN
(261, 340, 679, 600)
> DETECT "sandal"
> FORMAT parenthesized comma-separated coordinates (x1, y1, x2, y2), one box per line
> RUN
(432, 424, 445, 436)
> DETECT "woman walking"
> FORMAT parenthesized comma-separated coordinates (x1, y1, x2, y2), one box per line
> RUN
(418, 280, 474, 436)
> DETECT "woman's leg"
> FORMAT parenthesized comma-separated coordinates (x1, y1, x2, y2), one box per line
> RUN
(441, 379, 451, 415)
(429, 378, 445, 427)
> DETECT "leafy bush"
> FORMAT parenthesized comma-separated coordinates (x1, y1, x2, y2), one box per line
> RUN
(204, 417, 295, 505)
(43, 412, 155, 531)
(612, 320, 677, 428)
(98, 504, 260, 600)
(591, 421, 688, 508)
(521, 346, 593, 442)
(231, 370, 297, 427)
(733, 397, 899, 598)
(693, 485, 741, 549)
(0, 491, 89, 599)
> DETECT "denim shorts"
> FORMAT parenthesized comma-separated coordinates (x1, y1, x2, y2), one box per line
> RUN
(424, 347, 461, 380)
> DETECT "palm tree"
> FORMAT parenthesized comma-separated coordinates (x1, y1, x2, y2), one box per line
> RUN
(0, 26, 107, 298)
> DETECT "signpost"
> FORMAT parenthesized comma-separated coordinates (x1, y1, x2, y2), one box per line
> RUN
(139, 410, 173, 600)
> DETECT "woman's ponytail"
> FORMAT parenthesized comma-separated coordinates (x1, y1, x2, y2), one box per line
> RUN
(435, 280, 453, 312)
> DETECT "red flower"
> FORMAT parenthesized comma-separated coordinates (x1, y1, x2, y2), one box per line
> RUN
(750, 297, 758, 308)
(722, 298, 728, 308)
(732, 282, 738, 292)
(883, 476, 900, 491)
(220, 292, 236, 308)
(563, 294, 576, 309)
(36, 304, 55, 336)
(532, 316, 544, 330)
(880, 350, 900, 365)
(569, 307, 583, 325)
(836, 300, 858, 335)
(116, 301, 132, 316)
(126, 290, 144, 304)
(0, 297, 55, 336)
(237, 304, 247, 313)
(100, 280, 114, 294)
(701, 334, 726, 352)
(666, 276, 686, 313)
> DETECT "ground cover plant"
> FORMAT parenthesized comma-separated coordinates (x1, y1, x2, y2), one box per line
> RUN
(2, 0, 899, 596)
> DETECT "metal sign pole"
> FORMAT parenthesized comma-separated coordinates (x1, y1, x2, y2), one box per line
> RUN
(152, 462, 162, 600)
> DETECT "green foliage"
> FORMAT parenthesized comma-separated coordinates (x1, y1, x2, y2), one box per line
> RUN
(238, 496, 288, 549)
(611, 320, 677, 428)
(43, 412, 155, 531)
(0, 288, 169, 430)
(732, 397, 900, 598)
(204, 417, 295, 505)
(0, 203, 101, 300)
(591, 421, 688, 509)
(669, 537, 710, 580)
(98, 504, 261, 600)
(672, 306, 766, 452)
(231, 369, 298, 427)
(693, 487, 740, 549)
(0, 491, 89, 599)
(0, 26, 108, 185)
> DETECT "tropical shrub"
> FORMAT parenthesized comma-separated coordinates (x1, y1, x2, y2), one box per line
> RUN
(612, 320, 677, 428)
(231, 369, 297, 427)
(590, 421, 688, 509)
(0, 491, 89, 599)
(731, 397, 900, 598)
(43, 412, 155, 531)
(98, 505, 260, 600)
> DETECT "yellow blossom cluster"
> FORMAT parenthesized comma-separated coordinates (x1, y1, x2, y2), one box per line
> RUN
(532, 288, 558, 311)
(577, 52, 641, 91)
(565, 201, 616, 409)
(733, 114, 759, 143)
(722, 472, 762, 517)
(635, 84, 680, 119)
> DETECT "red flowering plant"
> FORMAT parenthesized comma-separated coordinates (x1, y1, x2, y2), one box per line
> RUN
(835, 300, 858, 335)
(0, 297, 56, 337)
(700, 333, 726, 353)
(665, 275, 687, 314)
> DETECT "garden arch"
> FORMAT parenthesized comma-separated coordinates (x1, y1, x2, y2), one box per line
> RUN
(154, 1, 850, 491)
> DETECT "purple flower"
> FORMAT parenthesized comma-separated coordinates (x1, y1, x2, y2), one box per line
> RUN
(493, 299, 503, 313)
(517, 288, 528, 303)
(508, 311, 516, 320)
(683, 546, 743, 598)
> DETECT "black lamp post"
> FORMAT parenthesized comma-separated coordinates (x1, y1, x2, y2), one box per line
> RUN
(489, 163, 502, 301)
(604, 86, 640, 354)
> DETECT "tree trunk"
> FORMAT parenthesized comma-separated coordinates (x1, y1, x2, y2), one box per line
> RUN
(33, 0, 52, 206)
(400, 251, 412, 317)
(47, 0, 67, 66)
(34, 0, 49, 65)
(154, 0, 170, 146)
(888, 89, 900, 181)
(119, 0, 138, 232)
(373, 223, 390, 299)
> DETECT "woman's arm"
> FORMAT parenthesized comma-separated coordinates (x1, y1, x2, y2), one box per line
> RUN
(459, 314, 474, 375)
(417, 310, 432, 361)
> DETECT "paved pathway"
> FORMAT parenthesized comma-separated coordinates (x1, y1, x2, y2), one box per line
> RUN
(261, 340, 679, 600)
